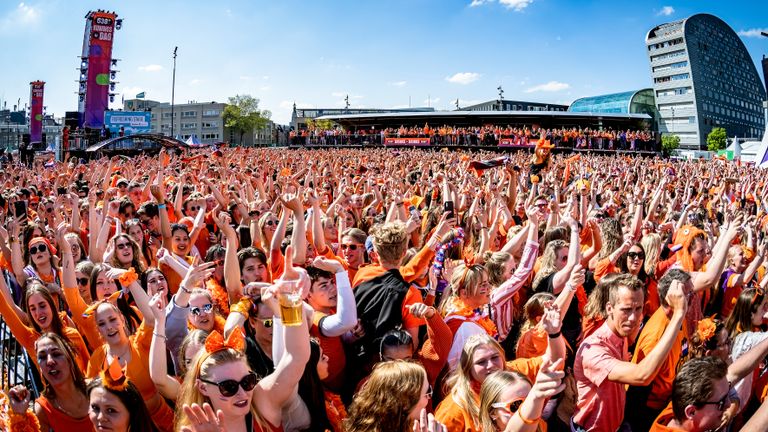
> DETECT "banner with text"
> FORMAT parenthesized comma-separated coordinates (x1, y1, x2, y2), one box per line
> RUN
(29, 81, 45, 143)
(384, 137, 431, 146)
(498, 137, 536, 148)
(104, 111, 151, 136)
(82, 11, 117, 129)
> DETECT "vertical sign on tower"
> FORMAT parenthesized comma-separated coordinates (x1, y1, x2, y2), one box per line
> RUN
(82, 10, 117, 128)
(29, 81, 45, 144)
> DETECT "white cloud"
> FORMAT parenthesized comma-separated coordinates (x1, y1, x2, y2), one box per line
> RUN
(0, 2, 41, 31)
(470, 0, 532, 11)
(138, 64, 164, 72)
(389, 81, 407, 87)
(120, 86, 144, 98)
(446, 72, 481, 85)
(657, 6, 675, 16)
(524, 81, 570, 93)
(499, 0, 533, 11)
(738, 28, 768, 38)
(239, 75, 254, 81)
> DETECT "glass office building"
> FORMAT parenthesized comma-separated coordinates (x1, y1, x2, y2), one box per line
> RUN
(569, 89, 657, 114)
(646, 13, 766, 150)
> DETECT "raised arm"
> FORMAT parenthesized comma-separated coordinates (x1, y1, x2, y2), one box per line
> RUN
(552, 216, 580, 294)
(311, 257, 357, 336)
(607, 280, 687, 385)
(148, 293, 180, 400)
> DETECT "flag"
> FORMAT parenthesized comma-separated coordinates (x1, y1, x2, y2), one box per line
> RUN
(136, 92, 145, 99)
(468, 155, 510, 175)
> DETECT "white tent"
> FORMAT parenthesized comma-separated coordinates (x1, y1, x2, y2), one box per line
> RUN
(754, 122, 768, 168)
(185, 134, 203, 147)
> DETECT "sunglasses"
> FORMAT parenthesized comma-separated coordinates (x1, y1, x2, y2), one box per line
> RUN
(627, 251, 645, 260)
(491, 398, 525, 413)
(200, 372, 258, 397)
(256, 318, 273, 328)
(190, 303, 213, 316)
(340, 244, 361, 251)
(425, 384, 433, 400)
(190, 206, 201, 212)
(29, 244, 48, 255)
(264, 220, 276, 226)
(696, 388, 730, 412)
(77, 277, 89, 286)
(116, 242, 131, 250)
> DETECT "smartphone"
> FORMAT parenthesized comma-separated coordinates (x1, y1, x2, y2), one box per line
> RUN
(409, 205, 420, 219)
(444, 200, 454, 219)
(14, 200, 27, 221)
(57, 187, 67, 195)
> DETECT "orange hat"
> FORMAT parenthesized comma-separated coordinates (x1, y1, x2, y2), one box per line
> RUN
(536, 139, 554, 149)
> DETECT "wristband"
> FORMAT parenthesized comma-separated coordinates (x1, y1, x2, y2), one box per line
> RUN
(157, 203, 167, 209)
(117, 267, 139, 286)
(153, 332, 167, 340)
(517, 410, 540, 425)
(180, 285, 192, 294)
(230, 297, 253, 316)
(548, 330, 562, 339)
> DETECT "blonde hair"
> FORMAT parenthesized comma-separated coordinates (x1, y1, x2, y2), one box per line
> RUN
(479, 371, 535, 432)
(371, 221, 408, 266)
(445, 334, 506, 428)
(344, 361, 425, 432)
(596, 219, 622, 261)
(640, 233, 662, 276)
(438, 264, 488, 315)
(175, 348, 267, 431)
(484, 251, 512, 287)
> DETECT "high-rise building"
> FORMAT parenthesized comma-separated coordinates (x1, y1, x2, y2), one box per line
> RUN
(646, 13, 766, 149)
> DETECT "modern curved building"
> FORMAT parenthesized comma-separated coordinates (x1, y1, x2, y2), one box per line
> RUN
(569, 89, 656, 115)
(646, 13, 766, 150)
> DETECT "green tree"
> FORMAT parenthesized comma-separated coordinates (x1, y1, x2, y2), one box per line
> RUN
(661, 134, 680, 157)
(706, 127, 728, 152)
(221, 95, 271, 146)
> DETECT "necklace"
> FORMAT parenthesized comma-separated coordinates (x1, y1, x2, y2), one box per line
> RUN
(51, 394, 87, 419)
(108, 344, 131, 364)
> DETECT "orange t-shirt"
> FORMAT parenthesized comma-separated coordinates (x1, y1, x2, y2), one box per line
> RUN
(649, 405, 685, 431)
(515, 326, 548, 359)
(631, 308, 689, 410)
(434, 393, 478, 432)
(594, 257, 619, 282)
(311, 311, 347, 392)
(160, 255, 194, 295)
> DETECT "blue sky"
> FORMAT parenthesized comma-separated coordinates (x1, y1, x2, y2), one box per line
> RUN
(1, 0, 766, 125)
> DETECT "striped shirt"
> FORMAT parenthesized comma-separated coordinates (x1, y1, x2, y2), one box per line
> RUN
(490, 240, 539, 340)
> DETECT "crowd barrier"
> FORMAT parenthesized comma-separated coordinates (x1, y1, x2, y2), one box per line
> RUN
(0, 316, 41, 397)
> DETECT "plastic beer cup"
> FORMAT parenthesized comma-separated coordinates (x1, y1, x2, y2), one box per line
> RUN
(278, 279, 303, 326)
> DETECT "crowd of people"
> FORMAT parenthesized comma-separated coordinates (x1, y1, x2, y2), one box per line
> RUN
(290, 125, 657, 152)
(0, 143, 766, 432)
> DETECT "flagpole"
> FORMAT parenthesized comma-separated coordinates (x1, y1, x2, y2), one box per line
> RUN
(170, 47, 177, 138)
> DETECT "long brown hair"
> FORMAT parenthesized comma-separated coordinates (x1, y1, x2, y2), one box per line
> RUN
(35, 333, 87, 401)
(344, 361, 425, 432)
(24, 282, 65, 336)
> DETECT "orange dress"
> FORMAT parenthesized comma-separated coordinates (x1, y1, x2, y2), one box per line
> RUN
(0, 292, 90, 371)
(86, 322, 174, 432)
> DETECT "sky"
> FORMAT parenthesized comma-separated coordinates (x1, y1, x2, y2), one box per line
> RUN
(1, 0, 767, 125)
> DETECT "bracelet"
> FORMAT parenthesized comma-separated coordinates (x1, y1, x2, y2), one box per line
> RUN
(157, 203, 167, 209)
(565, 283, 577, 292)
(548, 330, 562, 339)
(153, 332, 167, 340)
(180, 285, 192, 294)
(517, 410, 540, 425)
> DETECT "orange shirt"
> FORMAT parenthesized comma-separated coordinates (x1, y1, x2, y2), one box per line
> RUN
(160, 255, 194, 295)
(631, 308, 689, 410)
(311, 311, 347, 392)
(515, 326, 548, 359)
(0, 291, 90, 371)
(434, 393, 479, 432)
(594, 257, 619, 283)
(35, 395, 96, 432)
(649, 405, 685, 431)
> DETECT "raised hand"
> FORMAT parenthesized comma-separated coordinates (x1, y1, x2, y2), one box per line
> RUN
(541, 303, 562, 335)
(180, 403, 226, 432)
(531, 357, 566, 399)
(407, 303, 436, 320)
(413, 409, 448, 432)
(8, 385, 31, 414)
(311, 256, 345, 274)
(180, 257, 217, 290)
